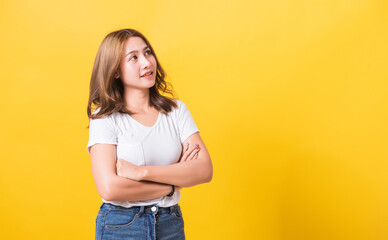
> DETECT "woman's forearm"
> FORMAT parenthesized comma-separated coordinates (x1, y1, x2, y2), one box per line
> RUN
(102, 175, 174, 201)
(141, 158, 213, 187)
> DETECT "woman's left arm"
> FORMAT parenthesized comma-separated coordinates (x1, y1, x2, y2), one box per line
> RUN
(117, 132, 213, 187)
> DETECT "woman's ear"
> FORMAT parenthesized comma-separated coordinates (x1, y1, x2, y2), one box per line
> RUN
(114, 72, 120, 79)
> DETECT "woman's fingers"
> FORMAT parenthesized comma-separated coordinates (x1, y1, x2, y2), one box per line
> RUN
(186, 144, 200, 161)
(181, 143, 200, 162)
(185, 144, 200, 161)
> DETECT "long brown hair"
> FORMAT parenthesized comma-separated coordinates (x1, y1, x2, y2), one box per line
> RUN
(87, 28, 177, 123)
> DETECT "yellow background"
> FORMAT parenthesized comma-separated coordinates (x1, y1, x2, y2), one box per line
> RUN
(1, 0, 387, 239)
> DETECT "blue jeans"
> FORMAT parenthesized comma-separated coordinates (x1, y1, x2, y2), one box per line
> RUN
(95, 202, 185, 240)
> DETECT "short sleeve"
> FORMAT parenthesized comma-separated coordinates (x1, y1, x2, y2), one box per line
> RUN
(86, 110, 117, 154)
(176, 100, 200, 143)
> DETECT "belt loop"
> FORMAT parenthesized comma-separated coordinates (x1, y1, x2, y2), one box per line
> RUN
(138, 206, 145, 217)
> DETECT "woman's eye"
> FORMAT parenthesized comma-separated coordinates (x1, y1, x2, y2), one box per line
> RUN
(145, 50, 151, 55)
(130, 55, 137, 61)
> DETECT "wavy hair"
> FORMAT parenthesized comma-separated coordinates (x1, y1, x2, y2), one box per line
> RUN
(87, 28, 177, 123)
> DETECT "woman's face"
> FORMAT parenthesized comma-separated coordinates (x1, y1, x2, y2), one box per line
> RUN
(116, 37, 157, 90)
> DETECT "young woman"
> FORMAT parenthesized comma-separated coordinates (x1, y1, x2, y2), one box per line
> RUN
(86, 28, 213, 240)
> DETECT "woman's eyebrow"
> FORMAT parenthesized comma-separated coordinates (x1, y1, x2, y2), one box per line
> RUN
(125, 46, 150, 57)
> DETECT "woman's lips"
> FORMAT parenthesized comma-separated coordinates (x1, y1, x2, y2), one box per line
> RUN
(141, 72, 153, 78)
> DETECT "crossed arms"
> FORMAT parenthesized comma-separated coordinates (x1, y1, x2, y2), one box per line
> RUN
(89, 132, 213, 201)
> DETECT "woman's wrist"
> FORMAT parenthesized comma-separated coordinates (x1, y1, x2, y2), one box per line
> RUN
(141, 166, 150, 181)
(136, 166, 147, 181)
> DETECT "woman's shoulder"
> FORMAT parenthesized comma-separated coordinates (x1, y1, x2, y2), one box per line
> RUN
(168, 99, 195, 120)
(91, 107, 122, 117)
(171, 99, 188, 109)
(169, 99, 187, 114)
(89, 107, 119, 123)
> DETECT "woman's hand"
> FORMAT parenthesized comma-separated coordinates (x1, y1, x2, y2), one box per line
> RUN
(178, 143, 201, 163)
(116, 158, 144, 181)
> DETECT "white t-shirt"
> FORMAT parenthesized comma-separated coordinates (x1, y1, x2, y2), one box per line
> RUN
(86, 99, 199, 207)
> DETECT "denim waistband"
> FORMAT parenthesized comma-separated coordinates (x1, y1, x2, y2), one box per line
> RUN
(101, 202, 179, 215)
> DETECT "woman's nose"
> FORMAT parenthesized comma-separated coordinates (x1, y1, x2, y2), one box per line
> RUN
(140, 55, 151, 68)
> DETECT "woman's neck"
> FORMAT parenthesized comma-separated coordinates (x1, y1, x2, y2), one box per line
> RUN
(124, 88, 151, 113)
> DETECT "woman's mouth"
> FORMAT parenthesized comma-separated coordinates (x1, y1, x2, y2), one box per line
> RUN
(141, 71, 153, 78)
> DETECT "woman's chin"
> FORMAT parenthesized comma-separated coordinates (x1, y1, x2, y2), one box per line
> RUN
(147, 79, 156, 87)
(124, 80, 155, 90)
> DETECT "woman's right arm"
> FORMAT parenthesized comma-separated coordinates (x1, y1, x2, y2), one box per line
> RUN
(90, 143, 176, 201)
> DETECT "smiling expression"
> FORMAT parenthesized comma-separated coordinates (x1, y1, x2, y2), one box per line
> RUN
(115, 37, 157, 90)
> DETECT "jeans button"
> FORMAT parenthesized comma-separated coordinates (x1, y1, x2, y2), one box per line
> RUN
(151, 206, 157, 212)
